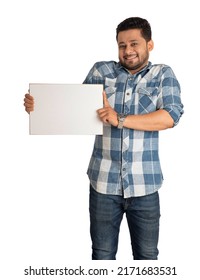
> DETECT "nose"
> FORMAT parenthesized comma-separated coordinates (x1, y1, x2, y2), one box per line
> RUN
(124, 45, 134, 55)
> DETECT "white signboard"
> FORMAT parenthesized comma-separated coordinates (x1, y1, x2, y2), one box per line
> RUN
(29, 83, 103, 135)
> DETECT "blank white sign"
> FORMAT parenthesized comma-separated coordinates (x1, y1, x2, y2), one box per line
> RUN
(29, 83, 103, 135)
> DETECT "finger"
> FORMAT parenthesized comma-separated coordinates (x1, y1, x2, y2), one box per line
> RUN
(25, 93, 34, 100)
(103, 91, 110, 107)
(97, 107, 105, 113)
(24, 98, 33, 105)
(24, 93, 34, 113)
(24, 94, 34, 105)
(97, 108, 108, 122)
(24, 102, 33, 108)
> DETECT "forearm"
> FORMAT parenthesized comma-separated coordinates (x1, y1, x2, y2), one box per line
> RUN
(123, 109, 174, 131)
(98, 92, 174, 131)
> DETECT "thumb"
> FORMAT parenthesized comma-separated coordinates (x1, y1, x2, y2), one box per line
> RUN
(103, 91, 110, 107)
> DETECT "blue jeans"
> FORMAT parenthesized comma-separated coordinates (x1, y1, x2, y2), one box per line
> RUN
(89, 186, 160, 260)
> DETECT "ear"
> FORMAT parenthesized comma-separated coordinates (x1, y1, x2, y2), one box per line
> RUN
(148, 39, 154, 51)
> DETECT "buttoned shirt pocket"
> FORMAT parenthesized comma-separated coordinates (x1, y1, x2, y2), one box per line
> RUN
(136, 87, 159, 114)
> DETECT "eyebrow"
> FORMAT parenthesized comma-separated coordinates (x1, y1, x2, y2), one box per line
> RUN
(118, 39, 138, 45)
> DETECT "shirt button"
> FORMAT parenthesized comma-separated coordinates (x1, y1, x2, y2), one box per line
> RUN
(122, 168, 126, 171)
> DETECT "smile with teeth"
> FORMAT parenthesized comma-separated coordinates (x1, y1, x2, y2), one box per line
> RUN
(125, 54, 138, 61)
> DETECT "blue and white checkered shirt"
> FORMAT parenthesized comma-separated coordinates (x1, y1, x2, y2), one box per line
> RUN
(83, 61, 184, 198)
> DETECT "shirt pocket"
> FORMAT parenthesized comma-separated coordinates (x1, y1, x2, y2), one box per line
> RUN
(136, 87, 159, 114)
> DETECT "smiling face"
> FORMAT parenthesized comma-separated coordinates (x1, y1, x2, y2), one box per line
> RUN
(117, 29, 154, 74)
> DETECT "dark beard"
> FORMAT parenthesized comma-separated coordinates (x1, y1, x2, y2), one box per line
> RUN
(120, 57, 149, 73)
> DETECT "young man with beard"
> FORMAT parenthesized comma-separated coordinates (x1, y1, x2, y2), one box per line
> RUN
(24, 17, 184, 260)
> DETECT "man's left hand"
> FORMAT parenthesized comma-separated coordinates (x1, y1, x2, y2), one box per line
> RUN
(97, 91, 118, 127)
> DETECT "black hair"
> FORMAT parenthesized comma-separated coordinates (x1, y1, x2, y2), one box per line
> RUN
(116, 17, 152, 42)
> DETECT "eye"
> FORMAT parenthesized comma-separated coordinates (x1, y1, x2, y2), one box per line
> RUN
(119, 44, 126, 49)
(131, 42, 138, 47)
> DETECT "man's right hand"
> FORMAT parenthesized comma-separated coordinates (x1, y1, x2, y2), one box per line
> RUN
(24, 93, 34, 114)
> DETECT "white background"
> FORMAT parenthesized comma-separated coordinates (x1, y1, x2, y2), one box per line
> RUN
(0, 0, 199, 279)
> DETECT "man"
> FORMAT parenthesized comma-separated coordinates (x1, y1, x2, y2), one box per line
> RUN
(24, 17, 184, 260)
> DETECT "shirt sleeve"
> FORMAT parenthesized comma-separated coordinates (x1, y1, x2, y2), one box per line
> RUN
(157, 66, 184, 126)
(83, 62, 104, 85)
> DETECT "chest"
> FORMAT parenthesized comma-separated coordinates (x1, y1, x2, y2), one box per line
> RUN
(104, 75, 161, 115)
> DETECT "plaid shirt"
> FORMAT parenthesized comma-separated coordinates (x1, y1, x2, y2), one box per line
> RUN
(83, 61, 184, 198)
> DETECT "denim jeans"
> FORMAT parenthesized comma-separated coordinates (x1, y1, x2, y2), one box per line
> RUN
(89, 186, 160, 260)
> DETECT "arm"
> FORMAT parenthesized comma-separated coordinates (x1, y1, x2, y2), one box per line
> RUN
(123, 109, 174, 131)
(97, 92, 174, 131)
(98, 66, 183, 131)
